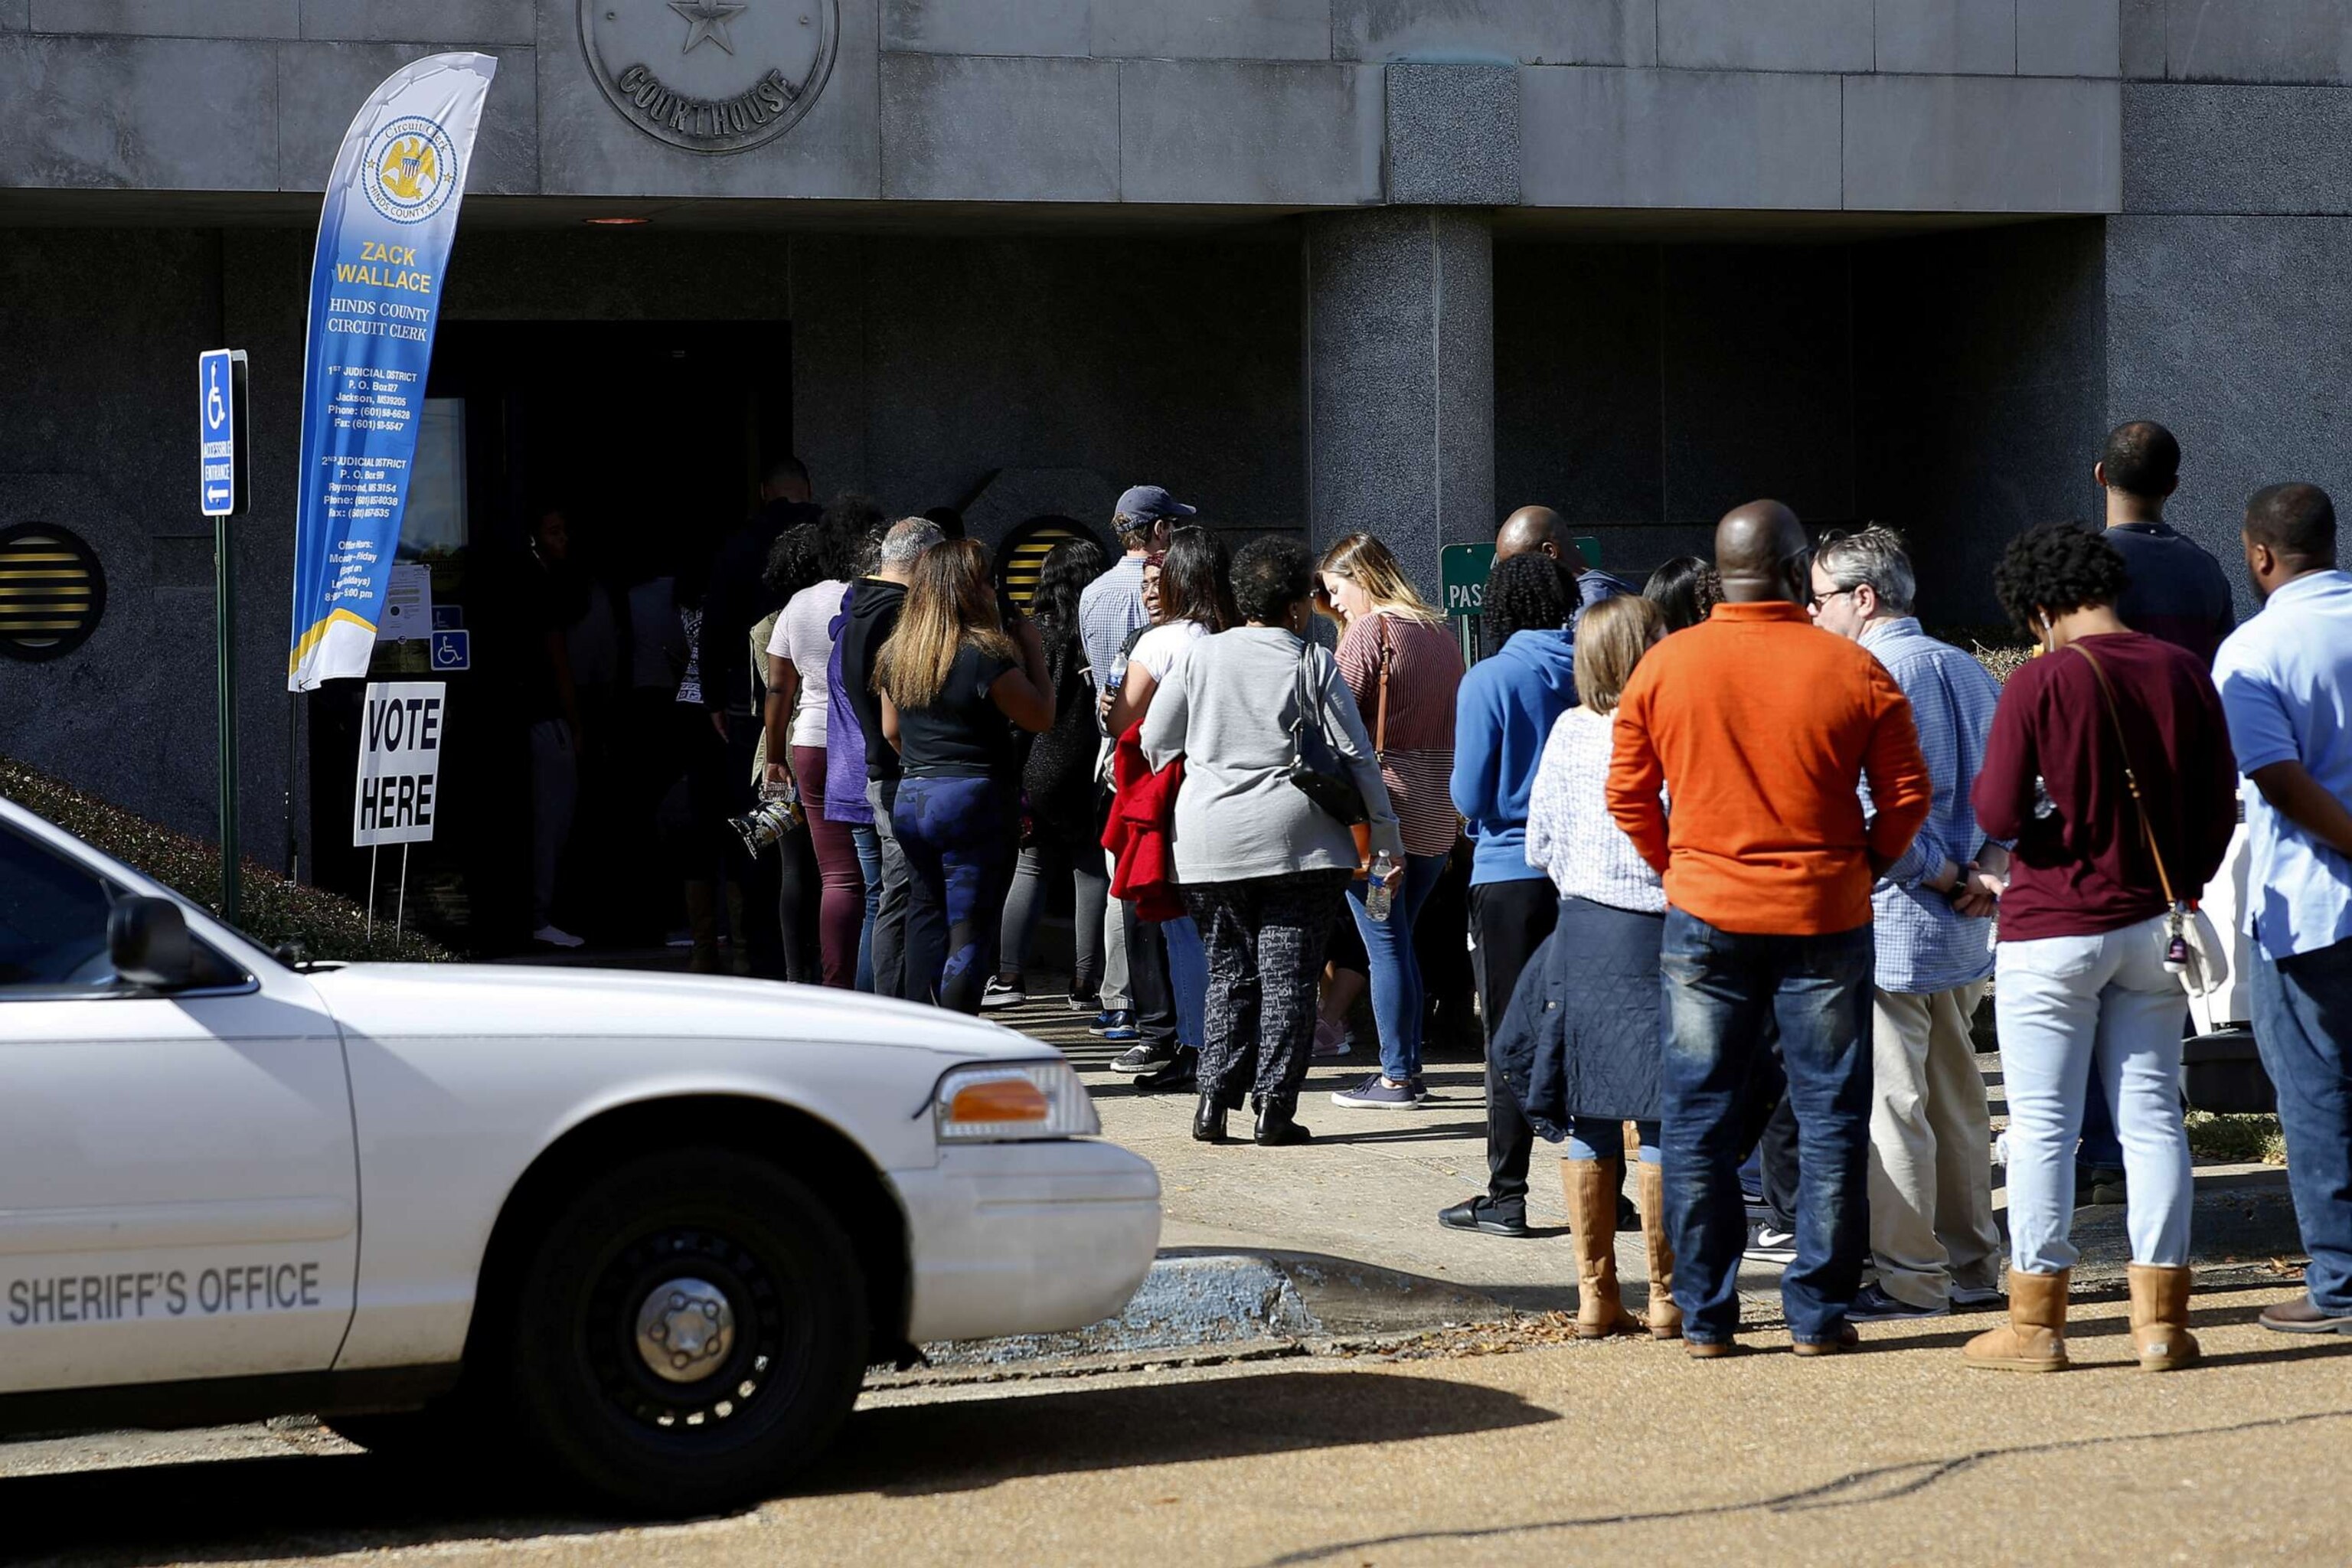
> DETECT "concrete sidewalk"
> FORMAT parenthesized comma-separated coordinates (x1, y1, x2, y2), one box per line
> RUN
(995, 989, 2304, 1341)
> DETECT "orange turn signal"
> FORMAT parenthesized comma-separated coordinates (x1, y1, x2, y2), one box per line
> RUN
(947, 1076, 1050, 1124)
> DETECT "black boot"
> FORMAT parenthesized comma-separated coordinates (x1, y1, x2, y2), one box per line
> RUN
(1254, 1101, 1311, 1146)
(1192, 1094, 1228, 1144)
(1135, 1045, 1198, 1093)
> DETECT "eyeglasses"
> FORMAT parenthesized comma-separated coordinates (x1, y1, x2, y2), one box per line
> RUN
(1808, 585, 1857, 611)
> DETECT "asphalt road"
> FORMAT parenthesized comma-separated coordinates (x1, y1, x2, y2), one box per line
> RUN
(9, 1278, 2349, 1566)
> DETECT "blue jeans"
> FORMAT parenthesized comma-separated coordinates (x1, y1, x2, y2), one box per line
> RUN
(1566, 1117, 1661, 1164)
(2253, 936, 2352, 1313)
(890, 774, 1014, 1015)
(1346, 850, 1449, 1083)
(1161, 913, 1207, 1051)
(1997, 916, 2191, 1273)
(1658, 910, 1874, 1346)
(850, 822, 882, 995)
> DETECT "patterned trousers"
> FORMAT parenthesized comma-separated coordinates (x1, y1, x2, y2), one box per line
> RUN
(1183, 870, 1351, 1114)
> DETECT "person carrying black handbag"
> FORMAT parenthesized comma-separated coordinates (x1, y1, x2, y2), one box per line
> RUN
(1139, 537, 1402, 1146)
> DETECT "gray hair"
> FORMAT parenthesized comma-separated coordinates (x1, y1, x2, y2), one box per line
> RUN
(1815, 524, 1916, 616)
(878, 515, 946, 567)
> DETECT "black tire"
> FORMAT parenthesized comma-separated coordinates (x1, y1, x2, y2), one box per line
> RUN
(505, 1148, 868, 1514)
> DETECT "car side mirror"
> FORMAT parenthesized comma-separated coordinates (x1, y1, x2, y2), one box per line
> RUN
(109, 896, 195, 991)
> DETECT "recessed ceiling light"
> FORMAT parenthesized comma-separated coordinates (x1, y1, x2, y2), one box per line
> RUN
(584, 216, 650, 226)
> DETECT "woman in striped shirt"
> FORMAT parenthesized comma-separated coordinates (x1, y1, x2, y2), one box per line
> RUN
(1317, 534, 1465, 1111)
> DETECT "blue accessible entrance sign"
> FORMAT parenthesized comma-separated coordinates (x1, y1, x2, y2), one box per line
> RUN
(430, 629, 470, 672)
(198, 349, 249, 518)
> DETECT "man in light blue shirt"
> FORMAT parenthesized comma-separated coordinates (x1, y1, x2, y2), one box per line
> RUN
(1810, 526, 2007, 1321)
(2212, 482, 2352, 1335)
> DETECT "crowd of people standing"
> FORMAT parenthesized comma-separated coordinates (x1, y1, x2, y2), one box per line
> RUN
(666, 418, 2352, 1366)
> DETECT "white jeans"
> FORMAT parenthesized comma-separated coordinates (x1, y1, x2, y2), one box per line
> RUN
(1996, 915, 2192, 1274)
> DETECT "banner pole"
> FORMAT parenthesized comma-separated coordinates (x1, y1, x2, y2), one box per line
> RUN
(395, 844, 410, 943)
(366, 843, 378, 939)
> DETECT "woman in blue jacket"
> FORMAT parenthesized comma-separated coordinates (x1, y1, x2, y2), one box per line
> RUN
(1437, 553, 1591, 1239)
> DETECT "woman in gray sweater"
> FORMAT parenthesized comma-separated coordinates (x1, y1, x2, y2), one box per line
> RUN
(1142, 537, 1402, 1146)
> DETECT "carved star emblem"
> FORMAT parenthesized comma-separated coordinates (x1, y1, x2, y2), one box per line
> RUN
(669, 0, 746, 54)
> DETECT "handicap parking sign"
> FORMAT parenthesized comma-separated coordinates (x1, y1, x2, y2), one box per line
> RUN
(430, 629, 470, 671)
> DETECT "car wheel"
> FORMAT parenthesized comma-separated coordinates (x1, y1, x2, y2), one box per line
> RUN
(507, 1148, 868, 1514)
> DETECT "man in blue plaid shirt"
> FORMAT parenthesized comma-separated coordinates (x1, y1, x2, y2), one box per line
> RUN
(1810, 526, 2010, 1322)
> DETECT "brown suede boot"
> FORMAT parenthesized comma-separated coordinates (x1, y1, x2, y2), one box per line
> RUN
(1566, 1158, 1642, 1339)
(1635, 1159, 1682, 1340)
(2128, 1263, 2200, 1371)
(1962, 1268, 2069, 1371)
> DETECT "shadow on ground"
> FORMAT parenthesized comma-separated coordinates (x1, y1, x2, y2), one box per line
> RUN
(0, 1370, 1557, 1563)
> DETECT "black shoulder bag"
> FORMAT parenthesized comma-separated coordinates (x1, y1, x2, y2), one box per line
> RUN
(1283, 639, 1369, 826)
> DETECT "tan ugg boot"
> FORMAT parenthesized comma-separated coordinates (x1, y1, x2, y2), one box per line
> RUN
(2128, 1263, 2200, 1371)
(1635, 1158, 1682, 1340)
(1566, 1158, 1643, 1339)
(1962, 1268, 2069, 1371)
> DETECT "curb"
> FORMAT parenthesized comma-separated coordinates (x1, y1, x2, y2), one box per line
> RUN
(918, 1251, 1511, 1371)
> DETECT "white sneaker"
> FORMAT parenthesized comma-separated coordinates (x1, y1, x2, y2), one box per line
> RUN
(981, 978, 1027, 1009)
(533, 924, 585, 949)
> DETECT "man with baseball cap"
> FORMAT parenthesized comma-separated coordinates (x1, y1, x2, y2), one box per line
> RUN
(1080, 485, 1197, 1076)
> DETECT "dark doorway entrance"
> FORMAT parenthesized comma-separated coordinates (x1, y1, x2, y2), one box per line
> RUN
(309, 320, 792, 954)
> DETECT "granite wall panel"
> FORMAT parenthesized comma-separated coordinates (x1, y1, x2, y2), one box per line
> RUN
(276, 40, 537, 192)
(1520, 66, 1843, 209)
(1332, 0, 1655, 67)
(2125, 81, 2352, 214)
(1841, 74, 2122, 211)
(1118, 60, 1381, 204)
(1658, 0, 1873, 73)
(881, 0, 1090, 57)
(31, 0, 298, 38)
(880, 52, 1119, 201)
(1091, 0, 1331, 60)
(0, 34, 280, 188)
(297, 0, 534, 45)
(2020, 0, 2122, 77)
(1387, 60, 1518, 204)
(2161, 0, 2352, 84)
(2108, 213, 2352, 615)
(1854, 218, 2108, 626)
(1874, 0, 2013, 77)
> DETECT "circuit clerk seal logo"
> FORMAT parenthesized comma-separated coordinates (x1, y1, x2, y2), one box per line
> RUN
(581, 0, 838, 155)
(363, 116, 460, 224)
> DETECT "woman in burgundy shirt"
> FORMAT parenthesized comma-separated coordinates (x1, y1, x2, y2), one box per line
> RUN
(1965, 523, 2236, 1375)
(1315, 533, 1465, 1112)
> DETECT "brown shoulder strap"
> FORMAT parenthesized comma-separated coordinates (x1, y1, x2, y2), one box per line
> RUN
(2071, 644, 2179, 906)
(1374, 615, 1393, 760)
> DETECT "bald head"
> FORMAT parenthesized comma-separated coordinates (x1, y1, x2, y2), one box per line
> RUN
(1497, 505, 1573, 568)
(1714, 500, 1807, 604)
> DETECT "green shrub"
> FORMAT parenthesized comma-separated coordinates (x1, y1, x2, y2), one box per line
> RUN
(2, 756, 449, 964)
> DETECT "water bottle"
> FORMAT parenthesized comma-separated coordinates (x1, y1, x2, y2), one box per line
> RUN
(1366, 850, 1397, 923)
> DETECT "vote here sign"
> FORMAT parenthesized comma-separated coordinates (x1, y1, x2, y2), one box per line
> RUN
(353, 681, 446, 848)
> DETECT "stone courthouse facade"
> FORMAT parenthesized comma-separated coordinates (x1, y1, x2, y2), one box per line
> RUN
(0, 1, 2341, 897)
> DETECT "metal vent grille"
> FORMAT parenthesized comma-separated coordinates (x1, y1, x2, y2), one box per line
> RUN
(993, 520, 1097, 610)
(0, 524, 106, 661)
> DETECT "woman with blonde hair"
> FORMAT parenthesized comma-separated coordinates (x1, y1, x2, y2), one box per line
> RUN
(1513, 592, 1678, 1338)
(1316, 534, 1465, 1112)
(876, 537, 1056, 1013)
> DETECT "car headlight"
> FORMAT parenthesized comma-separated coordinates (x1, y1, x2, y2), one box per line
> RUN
(934, 1059, 1101, 1142)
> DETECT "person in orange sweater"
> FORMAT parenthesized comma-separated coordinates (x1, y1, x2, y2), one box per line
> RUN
(1608, 500, 1931, 1358)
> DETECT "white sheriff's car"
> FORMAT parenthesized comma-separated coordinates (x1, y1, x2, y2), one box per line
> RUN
(0, 799, 1160, 1511)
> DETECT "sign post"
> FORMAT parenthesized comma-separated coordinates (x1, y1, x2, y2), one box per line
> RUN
(352, 681, 446, 941)
(200, 348, 250, 925)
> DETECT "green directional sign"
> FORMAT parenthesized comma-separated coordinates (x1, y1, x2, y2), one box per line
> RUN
(1440, 536, 1604, 619)
(1440, 543, 1494, 619)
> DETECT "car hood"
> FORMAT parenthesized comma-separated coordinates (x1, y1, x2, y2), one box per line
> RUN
(305, 963, 1038, 1059)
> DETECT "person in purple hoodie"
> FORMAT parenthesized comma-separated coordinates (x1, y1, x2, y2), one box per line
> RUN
(1438, 550, 1603, 1238)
